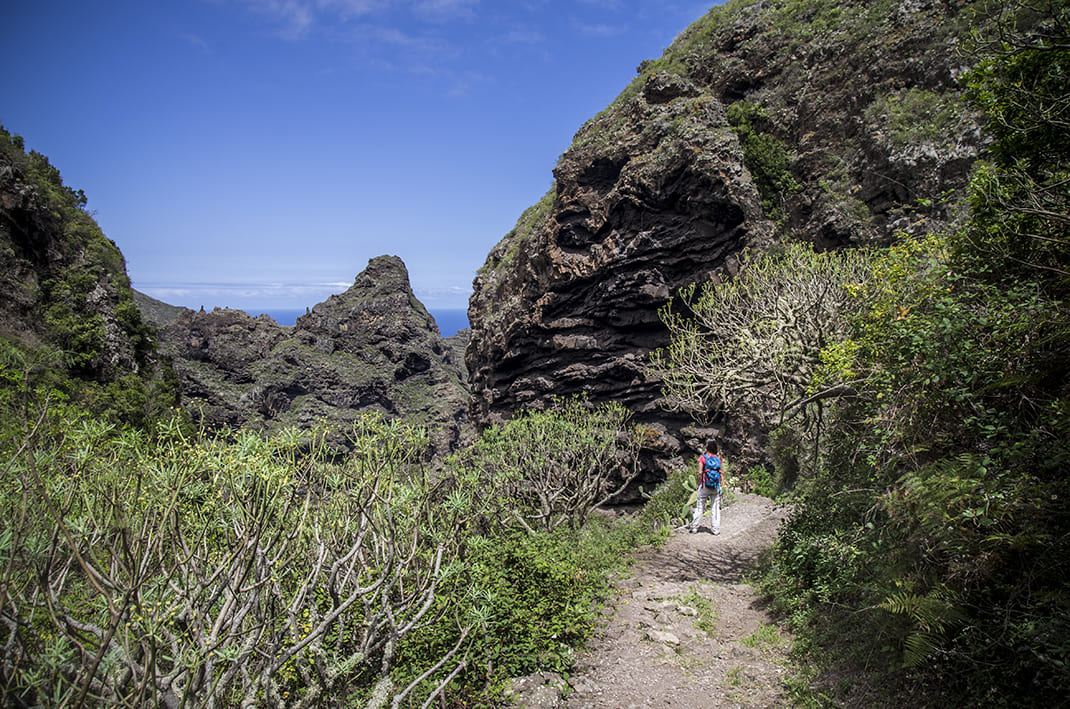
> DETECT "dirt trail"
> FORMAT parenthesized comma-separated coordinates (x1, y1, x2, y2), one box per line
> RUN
(507, 493, 794, 709)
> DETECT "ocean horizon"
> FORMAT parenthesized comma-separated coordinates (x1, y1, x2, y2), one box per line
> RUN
(251, 307, 469, 337)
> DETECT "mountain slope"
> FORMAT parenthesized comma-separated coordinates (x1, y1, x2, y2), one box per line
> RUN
(0, 126, 176, 426)
(467, 0, 989, 478)
(142, 255, 470, 455)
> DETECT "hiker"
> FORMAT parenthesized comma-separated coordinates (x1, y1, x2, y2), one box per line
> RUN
(690, 439, 723, 534)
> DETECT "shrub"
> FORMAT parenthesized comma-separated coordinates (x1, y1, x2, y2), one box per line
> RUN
(0, 412, 470, 708)
(726, 101, 802, 220)
(452, 397, 644, 534)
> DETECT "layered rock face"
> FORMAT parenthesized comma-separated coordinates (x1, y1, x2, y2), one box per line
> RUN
(468, 79, 770, 481)
(467, 0, 987, 476)
(141, 256, 470, 455)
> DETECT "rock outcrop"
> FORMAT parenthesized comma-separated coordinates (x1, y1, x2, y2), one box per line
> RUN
(142, 256, 470, 456)
(0, 127, 165, 405)
(467, 0, 988, 479)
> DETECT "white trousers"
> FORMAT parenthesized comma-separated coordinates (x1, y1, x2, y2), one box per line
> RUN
(691, 486, 720, 533)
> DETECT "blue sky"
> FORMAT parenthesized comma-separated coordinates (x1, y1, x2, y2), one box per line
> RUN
(2, 0, 721, 314)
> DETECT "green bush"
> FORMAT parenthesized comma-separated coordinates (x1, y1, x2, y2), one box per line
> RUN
(746, 464, 777, 498)
(0, 380, 673, 707)
(726, 100, 802, 220)
(638, 465, 694, 529)
(761, 5, 1070, 702)
(451, 397, 644, 534)
(0, 411, 475, 708)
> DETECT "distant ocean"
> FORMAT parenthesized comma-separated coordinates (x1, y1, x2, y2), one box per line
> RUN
(428, 309, 470, 337)
(254, 308, 469, 337)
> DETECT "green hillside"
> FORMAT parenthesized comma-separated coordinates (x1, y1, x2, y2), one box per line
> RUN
(0, 0, 1067, 706)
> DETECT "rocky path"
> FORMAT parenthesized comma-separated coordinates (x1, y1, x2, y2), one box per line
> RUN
(508, 493, 794, 708)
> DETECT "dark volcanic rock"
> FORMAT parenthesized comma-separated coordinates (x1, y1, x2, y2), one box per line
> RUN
(145, 256, 470, 456)
(467, 77, 767, 488)
(467, 0, 988, 479)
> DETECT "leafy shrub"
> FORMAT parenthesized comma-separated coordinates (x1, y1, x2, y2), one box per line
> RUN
(637, 465, 694, 530)
(651, 241, 871, 479)
(745, 464, 777, 498)
(0, 412, 471, 708)
(398, 497, 656, 705)
(451, 397, 644, 534)
(726, 100, 802, 220)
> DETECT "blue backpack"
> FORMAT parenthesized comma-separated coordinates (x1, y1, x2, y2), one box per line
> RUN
(702, 454, 722, 491)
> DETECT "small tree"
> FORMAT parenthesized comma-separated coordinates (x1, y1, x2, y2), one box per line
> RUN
(457, 397, 643, 534)
(962, 0, 1070, 283)
(650, 241, 870, 463)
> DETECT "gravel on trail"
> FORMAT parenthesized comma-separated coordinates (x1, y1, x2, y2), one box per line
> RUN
(506, 493, 794, 709)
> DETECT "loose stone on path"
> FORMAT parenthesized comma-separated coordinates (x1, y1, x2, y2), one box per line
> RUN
(507, 493, 792, 709)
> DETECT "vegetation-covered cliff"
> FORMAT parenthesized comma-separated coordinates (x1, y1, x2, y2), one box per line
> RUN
(467, 0, 988, 478)
(139, 256, 470, 456)
(0, 126, 178, 428)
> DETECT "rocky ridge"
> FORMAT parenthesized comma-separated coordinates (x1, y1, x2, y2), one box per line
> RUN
(139, 255, 470, 455)
(467, 0, 989, 478)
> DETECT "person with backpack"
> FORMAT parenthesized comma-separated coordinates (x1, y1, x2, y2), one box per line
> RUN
(690, 439, 723, 534)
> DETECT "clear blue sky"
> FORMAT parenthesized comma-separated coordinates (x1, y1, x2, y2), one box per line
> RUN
(2, 0, 721, 314)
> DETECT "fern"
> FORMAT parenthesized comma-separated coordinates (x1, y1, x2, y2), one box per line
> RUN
(879, 589, 966, 667)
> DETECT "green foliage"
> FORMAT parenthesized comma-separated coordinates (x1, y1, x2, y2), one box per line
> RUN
(651, 241, 870, 472)
(0, 410, 475, 708)
(452, 396, 644, 533)
(0, 126, 178, 429)
(864, 88, 967, 147)
(726, 101, 802, 220)
(0, 333, 181, 433)
(637, 465, 694, 529)
(762, 5, 1070, 703)
(0, 380, 670, 707)
(678, 587, 718, 636)
(745, 464, 777, 498)
(960, 2, 1070, 284)
(769, 236, 1070, 703)
(471, 528, 610, 674)
(741, 622, 784, 650)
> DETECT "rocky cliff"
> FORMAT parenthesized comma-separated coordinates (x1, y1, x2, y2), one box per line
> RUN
(1, 130, 146, 377)
(2, 125, 469, 452)
(0, 127, 174, 426)
(140, 256, 470, 455)
(467, 0, 988, 479)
